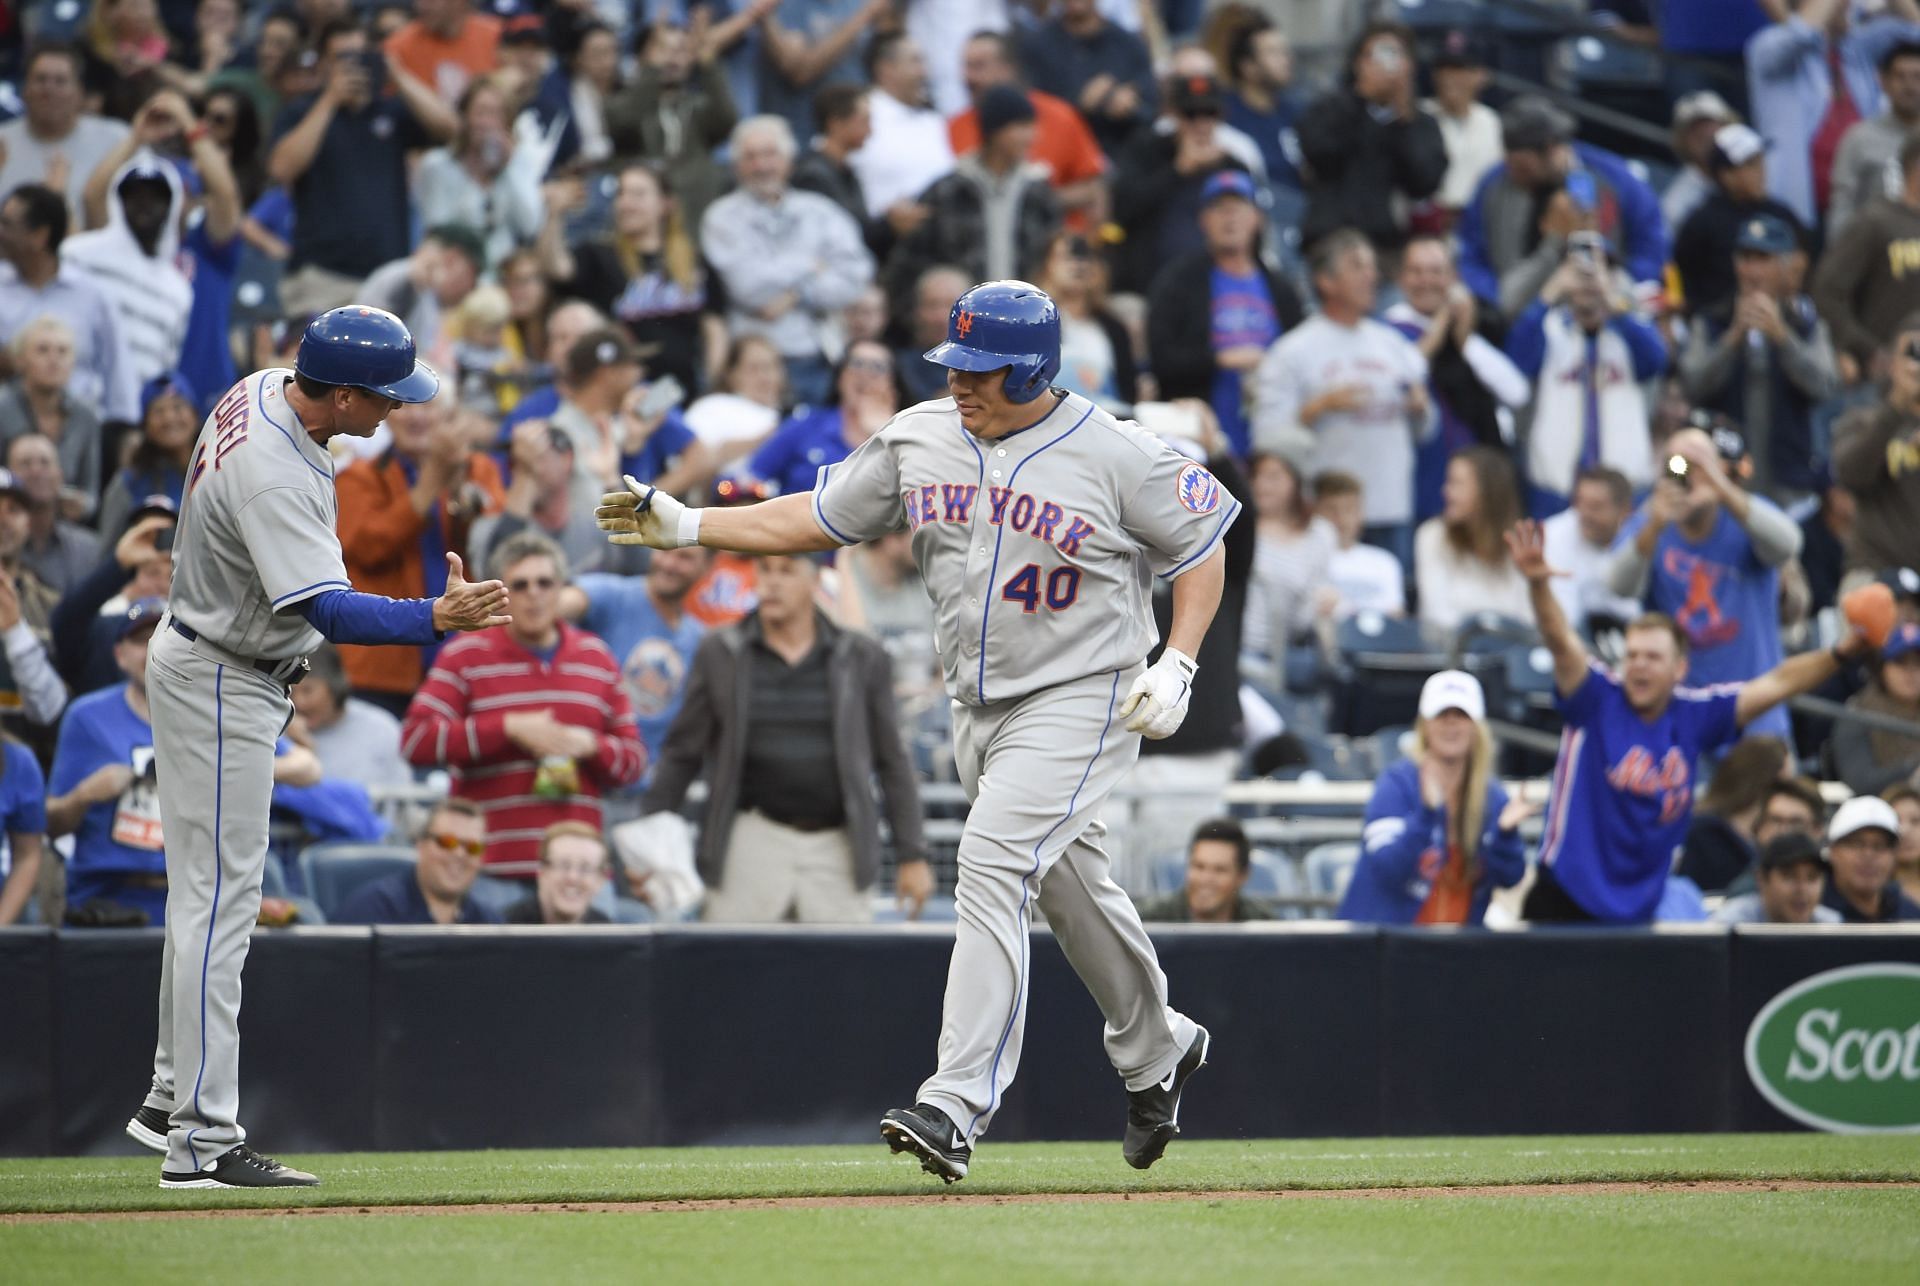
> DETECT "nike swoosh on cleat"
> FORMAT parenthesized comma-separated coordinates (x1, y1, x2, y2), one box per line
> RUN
(951, 1126, 966, 1150)
(1158, 1065, 1177, 1092)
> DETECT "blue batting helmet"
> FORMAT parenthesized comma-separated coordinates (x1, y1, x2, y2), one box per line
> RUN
(295, 306, 440, 403)
(922, 280, 1061, 404)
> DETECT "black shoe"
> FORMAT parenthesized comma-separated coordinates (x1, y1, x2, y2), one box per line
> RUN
(125, 1104, 170, 1155)
(1123, 1026, 1210, 1171)
(881, 1103, 971, 1183)
(159, 1144, 320, 1189)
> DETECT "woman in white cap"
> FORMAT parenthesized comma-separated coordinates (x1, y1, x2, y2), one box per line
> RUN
(1338, 669, 1534, 924)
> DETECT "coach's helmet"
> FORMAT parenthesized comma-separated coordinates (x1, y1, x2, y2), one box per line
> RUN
(923, 280, 1061, 403)
(295, 306, 440, 403)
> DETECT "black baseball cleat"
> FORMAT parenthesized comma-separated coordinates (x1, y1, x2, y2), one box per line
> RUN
(125, 1104, 170, 1155)
(881, 1103, 971, 1183)
(160, 1144, 320, 1189)
(1122, 1026, 1211, 1171)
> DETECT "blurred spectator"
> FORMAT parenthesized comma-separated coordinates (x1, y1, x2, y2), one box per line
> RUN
(1420, 30, 1500, 227)
(1663, 91, 1741, 234)
(558, 22, 622, 168)
(1456, 95, 1668, 320)
(208, 8, 307, 127)
(895, 264, 970, 403)
(1253, 230, 1428, 568)
(741, 340, 896, 498)
(1712, 832, 1842, 923)
(0, 186, 138, 426)
(402, 532, 646, 881)
(1148, 171, 1304, 458)
(682, 334, 787, 468)
(1340, 670, 1530, 924)
(642, 552, 930, 923)
(503, 821, 611, 924)
(48, 506, 171, 697)
(334, 798, 500, 925)
(1541, 466, 1642, 635)
(494, 298, 603, 437)
(0, 725, 45, 925)
(1314, 470, 1406, 620)
(1828, 39, 1920, 238)
(1744, 0, 1920, 227)
(552, 330, 685, 516)
(1680, 213, 1838, 506)
(886, 85, 1059, 310)
(415, 75, 542, 268)
(1507, 247, 1667, 516)
(1832, 622, 1920, 793)
(840, 528, 933, 646)
(495, 250, 553, 406)
(1820, 793, 1920, 921)
(384, 0, 500, 102)
(360, 224, 485, 363)
(1609, 422, 1803, 742)
(1673, 125, 1810, 318)
(606, 20, 738, 233)
(545, 164, 714, 394)
(0, 319, 103, 506)
(1134, 818, 1272, 923)
(791, 84, 884, 249)
(1385, 236, 1529, 524)
(1109, 71, 1254, 297)
(7, 434, 99, 595)
(1510, 520, 1855, 924)
(336, 390, 505, 716)
(60, 155, 191, 394)
(267, 20, 456, 316)
(1888, 783, 1920, 902)
(1797, 473, 1854, 613)
(700, 115, 874, 408)
(288, 643, 409, 792)
(1678, 734, 1792, 892)
(1757, 775, 1828, 848)
(558, 545, 708, 777)
(1415, 447, 1529, 634)
(1220, 16, 1303, 199)
(850, 31, 954, 222)
(1813, 136, 1920, 384)
(1830, 325, 1920, 583)
(755, 0, 889, 142)
(1242, 451, 1332, 669)
(951, 31, 1109, 231)
(472, 422, 605, 577)
(1020, 0, 1157, 158)
(0, 46, 131, 213)
(98, 376, 197, 540)
(1036, 231, 1139, 412)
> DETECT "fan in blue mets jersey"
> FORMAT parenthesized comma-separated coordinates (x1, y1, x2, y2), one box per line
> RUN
(599, 280, 1234, 1181)
(124, 307, 510, 1190)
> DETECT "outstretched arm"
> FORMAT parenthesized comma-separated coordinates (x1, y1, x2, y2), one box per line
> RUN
(1735, 632, 1869, 728)
(599, 482, 840, 554)
(1507, 519, 1590, 698)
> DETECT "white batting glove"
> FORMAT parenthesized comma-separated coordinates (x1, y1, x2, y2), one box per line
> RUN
(596, 474, 703, 549)
(1120, 648, 1197, 740)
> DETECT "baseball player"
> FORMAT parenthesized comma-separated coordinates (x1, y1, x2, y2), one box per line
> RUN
(124, 307, 509, 1189)
(599, 281, 1236, 1181)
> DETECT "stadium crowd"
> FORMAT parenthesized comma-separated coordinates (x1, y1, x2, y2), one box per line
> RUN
(0, 0, 1917, 934)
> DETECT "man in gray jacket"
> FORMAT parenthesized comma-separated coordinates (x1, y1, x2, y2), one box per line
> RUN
(639, 551, 932, 922)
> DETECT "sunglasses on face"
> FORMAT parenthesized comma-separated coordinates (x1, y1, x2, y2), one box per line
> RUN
(508, 576, 558, 592)
(428, 832, 485, 858)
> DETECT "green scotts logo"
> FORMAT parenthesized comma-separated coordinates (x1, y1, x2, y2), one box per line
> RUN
(1744, 963, 1920, 1133)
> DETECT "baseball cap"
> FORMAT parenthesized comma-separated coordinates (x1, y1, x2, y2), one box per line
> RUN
(566, 328, 643, 381)
(117, 161, 172, 193)
(1501, 95, 1575, 152)
(1431, 28, 1484, 70)
(977, 83, 1036, 137)
(1757, 832, 1826, 871)
(127, 494, 180, 527)
(141, 372, 197, 420)
(1200, 170, 1259, 208)
(114, 597, 168, 643)
(0, 468, 26, 503)
(1681, 409, 1748, 463)
(1671, 90, 1736, 129)
(1829, 794, 1902, 844)
(1881, 621, 1920, 662)
(1710, 123, 1768, 171)
(1170, 73, 1223, 117)
(1418, 670, 1486, 722)
(1734, 213, 1796, 255)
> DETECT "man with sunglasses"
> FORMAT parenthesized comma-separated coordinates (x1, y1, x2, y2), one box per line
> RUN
(333, 798, 497, 925)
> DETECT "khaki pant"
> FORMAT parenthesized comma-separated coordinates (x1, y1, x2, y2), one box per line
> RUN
(278, 265, 366, 318)
(703, 810, 872, 924)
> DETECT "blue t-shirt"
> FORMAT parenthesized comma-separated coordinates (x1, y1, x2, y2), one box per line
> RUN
(576, 572, 705, 770)
(51, 686, 164, 912)
(744, 405, 854, 498)
(333, 869, 499, 925)
(1207, 267, 1280, 459)
(622, 407, 699, 486)
(1617, 504, 1789, 741)
(177, 215, 242, 417)
(1539, 662, 1741, 922)
(1223, 90, 1304, 191)
(0, 740, 47, 880)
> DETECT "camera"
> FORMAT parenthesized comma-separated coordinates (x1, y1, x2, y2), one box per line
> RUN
(1665, 454, 1689, 481)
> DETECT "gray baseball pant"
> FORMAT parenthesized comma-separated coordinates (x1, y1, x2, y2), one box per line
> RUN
(917, 665, 1199, 1144)
(143, 622, 295, 1175)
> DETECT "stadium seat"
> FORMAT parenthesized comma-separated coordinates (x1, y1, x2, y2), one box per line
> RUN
(1303, 842, 1362, 910)
(1332, 613, 1448, 737)
(260, 852, 326, 926)
(299, 844, 417, 922)
(1150, 854, 1188, 895)
(1389, 0, 1483, 33)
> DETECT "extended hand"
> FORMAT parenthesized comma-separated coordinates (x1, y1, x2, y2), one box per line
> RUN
(1503, 520, 1562, 586)
(1120, 649, 1197, 740)
(895, 859, 934, 920)
(597, 474, 697, 549)
(432, 553, 511, 632)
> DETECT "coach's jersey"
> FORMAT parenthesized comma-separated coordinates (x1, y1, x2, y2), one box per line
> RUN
(169, 368, 353, 660)
(812, 391, 1240, 706)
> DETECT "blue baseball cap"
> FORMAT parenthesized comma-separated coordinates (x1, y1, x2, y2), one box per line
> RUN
(1883, 622, 1920, 662)
(1734, 214, 1795, 256)
(1201, 170, 1258, 207)
(115, 597, 168, 642)
(141, 372, 197, 419)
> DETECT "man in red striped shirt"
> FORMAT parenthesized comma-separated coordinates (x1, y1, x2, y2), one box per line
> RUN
(401, 531, 645, 880)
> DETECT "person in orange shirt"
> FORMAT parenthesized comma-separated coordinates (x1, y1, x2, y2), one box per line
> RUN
(947, 30, 1106, 231)
(384, 0, 501, 103)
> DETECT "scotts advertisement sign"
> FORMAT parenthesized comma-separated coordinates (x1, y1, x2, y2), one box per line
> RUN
(1744, 963, 1920, 1133)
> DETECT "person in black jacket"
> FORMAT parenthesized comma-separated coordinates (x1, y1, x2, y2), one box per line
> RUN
(1295, 21, 1447, 260)
(1672, 124, 1810, 320)
(1109, 72, 1253, 296)
(1146, 170, 1305, 459)
(1677, 733, 1791, 893)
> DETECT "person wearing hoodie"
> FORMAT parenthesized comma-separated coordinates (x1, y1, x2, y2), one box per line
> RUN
(58, 151, 193, 393)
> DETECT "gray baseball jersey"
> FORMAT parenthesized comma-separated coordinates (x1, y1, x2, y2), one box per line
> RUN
(169, 368, 354, 660)
(811, 391, 1241, 705)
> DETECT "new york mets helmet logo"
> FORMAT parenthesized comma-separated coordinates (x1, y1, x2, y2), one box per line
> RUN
(1176, 463, 1221, 514)
(956, 310, 975, 338)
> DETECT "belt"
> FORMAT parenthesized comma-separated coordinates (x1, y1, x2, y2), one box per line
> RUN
(752, 809, 844, 834)
(168, 617, 310, 684)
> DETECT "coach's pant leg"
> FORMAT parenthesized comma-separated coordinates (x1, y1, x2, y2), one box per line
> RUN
(917, 669, 1135, 1143)
(149, 633, 284, 1174)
